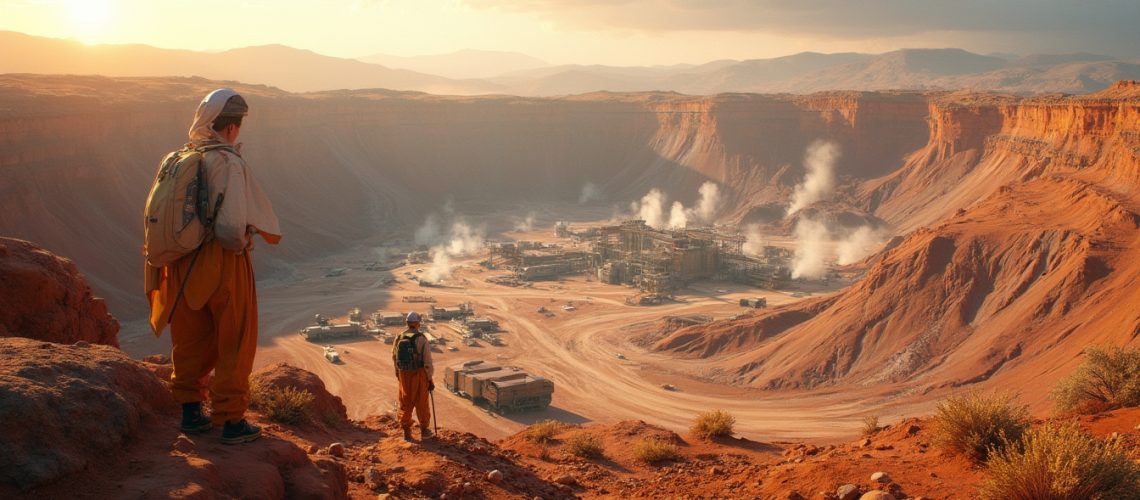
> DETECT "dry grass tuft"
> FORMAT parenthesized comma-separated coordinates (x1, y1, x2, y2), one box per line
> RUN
(632, 437, 679, 463)
(934, 391, 1030, 463)
(1052, 345, 1140, 415)
(565, 431, 605, 458)
(980, 421, 1140, 499)
(249, 380, 315, 425)
(526, 419, 563, 443)
(862, 415, 882, 437)
(690, 410, 736, 440)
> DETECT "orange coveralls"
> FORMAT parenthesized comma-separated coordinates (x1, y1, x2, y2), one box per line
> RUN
(147, 240, 262, 425)
(393, 331, 433, 431)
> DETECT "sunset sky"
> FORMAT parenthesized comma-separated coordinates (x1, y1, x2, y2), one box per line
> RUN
(3, 0, 1137, 66)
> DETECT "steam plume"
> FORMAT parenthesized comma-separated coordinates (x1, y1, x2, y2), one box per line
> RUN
(836, 226, 886, 265)
(694, 181, 722, 222)
(514, 212, 537, 232)
(579, 183, 602, 204)
(787, 140, 840, 216)
(791, 217, 830, 279)
(742, 224, 765, 256)
(414, 213, 486, 283)
(630, 189, 667, 229)
(669, 201, 688, 229)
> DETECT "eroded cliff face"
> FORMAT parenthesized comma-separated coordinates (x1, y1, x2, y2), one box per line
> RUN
(657, 82, 1140, 406)
(0, 76, 931, 317)
(862, 82, 1140, 231)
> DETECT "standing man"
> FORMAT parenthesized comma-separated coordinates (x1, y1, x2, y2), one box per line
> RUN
(392, 311, 435, 441)
(145, 88, 282, 444)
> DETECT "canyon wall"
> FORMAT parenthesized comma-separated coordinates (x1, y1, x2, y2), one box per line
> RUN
(0, 75, 930, 317)
(656, 82, 1140, 407)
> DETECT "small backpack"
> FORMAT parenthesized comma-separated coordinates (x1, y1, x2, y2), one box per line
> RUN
(142, 144, 230, 267)
(394, 332, 425, 371)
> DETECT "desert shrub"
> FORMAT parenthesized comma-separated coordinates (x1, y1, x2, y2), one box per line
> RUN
(632, 437, 679, 463)
(980, 421, 1140, 500)
(862, 415, 882, 437)
(690, 410, 736, 440)
(1052, 345, 1140, 415)
(249, 380, 314, 425)
(934, 391, 1030, 463)
(565, 432, 605, 458)
(526, 419, 562, 443)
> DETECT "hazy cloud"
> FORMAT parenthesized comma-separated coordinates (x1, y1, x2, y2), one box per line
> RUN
(464, 0, 1139, 57)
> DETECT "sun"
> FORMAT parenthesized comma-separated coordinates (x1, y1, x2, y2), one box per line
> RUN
(66, 0, 114, 42)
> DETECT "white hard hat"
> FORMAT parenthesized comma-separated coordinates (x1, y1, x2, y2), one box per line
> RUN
(406, 311, 422, 323)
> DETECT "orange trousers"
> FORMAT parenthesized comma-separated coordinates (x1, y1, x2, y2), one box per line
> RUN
(168, 248, 259, 425)
(397, 368, 432, 430)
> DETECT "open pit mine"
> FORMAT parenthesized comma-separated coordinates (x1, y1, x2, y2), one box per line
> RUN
(2, 74, 1139, 498)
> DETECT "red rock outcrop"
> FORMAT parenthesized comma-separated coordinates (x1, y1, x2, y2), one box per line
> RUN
(0, 237, 118, 347)
(251, 362, 350, 431)
(0, 337, 171, 489)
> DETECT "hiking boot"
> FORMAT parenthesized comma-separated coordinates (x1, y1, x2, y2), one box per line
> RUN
(402, 428, 413, 442)
(421, 428, 434, 440)
(221, 419, 261, 445)
(180, 402, 212, 433)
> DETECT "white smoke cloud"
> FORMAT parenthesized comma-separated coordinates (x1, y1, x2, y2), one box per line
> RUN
(631, 189, 668, 229)
(742, 224, 765, 256)
(414, 214, 442, 245)
(425, 247, 452, 284)
(836, 226, 887, 265)
(787, 140, 840, 217)
(791, 217, 830, 279)
(669, 201, 688, 229)
(694, 181, 722, 223)
(579, 183, 602, 204)
(415, 214, 487, 283)
(514, 212, 537, 232)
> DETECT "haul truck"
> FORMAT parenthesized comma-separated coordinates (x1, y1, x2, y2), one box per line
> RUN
(443, 360, 554, 413)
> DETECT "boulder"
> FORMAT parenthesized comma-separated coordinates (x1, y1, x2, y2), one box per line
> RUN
(859, 491, 895, 500)
(250, 363, 349, 428)
(0, 238, 119, 347)
(0, 337, 174, 488)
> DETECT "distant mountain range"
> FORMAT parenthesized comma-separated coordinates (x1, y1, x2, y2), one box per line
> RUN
(357, 49, 548, 80)
(2, 31, 1137, 96)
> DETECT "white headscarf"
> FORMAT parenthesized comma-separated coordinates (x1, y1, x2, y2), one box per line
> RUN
(188, 88, 241, 144)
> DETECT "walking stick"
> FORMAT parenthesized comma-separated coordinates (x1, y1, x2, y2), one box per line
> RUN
(430, 386, 438, 434)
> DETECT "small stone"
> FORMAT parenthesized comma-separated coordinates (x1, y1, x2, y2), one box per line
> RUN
(366, 467, 383, 485)
(852, 438, 871, 448)
(787, 491, 806, 500)
(74, 340, 90, 348)
(555, 474, 577, 486)
(710, 466, 723, 475)
(464, 482, 477, 494)
(905, 424, 921, 436)
(307, 444, 319, 454)
(376, 495, 390, 500)
(858, 491, 895, 500)
(870, 471, 890, 483)
(389, 466, 406, 474)
(488, 469, 504, 483)
(329, 442, 346, 457)
(172, 435, 195, 453)
(929, 471, 938, 478)
(837, 484, 860, 500)
(873, 444, 894, 451)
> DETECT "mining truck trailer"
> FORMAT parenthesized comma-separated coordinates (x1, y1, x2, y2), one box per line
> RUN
(443, 360, 553, 413)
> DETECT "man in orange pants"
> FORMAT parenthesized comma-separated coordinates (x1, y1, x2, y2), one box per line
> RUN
(392, 311, 434, 441)
(145, 88, 281, 444)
